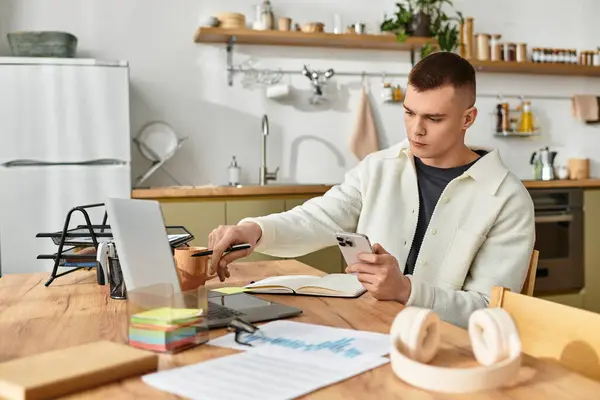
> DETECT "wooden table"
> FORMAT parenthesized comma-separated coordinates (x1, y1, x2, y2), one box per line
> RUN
(1, 260, 599, 399)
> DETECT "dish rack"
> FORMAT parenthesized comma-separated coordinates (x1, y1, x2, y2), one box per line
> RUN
(36, 203, 194, 287)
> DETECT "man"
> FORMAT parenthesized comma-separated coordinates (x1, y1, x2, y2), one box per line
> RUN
(207, 52, 535, 328)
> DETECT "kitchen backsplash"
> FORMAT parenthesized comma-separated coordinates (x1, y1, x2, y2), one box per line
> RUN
(1, 0, 599, 186)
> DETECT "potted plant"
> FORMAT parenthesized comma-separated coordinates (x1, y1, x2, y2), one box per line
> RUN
(381, 1, 464, 58)
(380, 2, 414, 42)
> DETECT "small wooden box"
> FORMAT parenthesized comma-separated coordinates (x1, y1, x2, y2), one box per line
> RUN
(0, 341, 158, 400)
(569, 158, 590, 180)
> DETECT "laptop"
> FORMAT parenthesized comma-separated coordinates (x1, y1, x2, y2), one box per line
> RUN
(105, 197, 302, 329)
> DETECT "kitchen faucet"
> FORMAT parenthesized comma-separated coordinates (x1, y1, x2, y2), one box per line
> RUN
(260, 114, 279, 185)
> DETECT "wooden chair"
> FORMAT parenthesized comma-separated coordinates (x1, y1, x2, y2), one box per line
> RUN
(521, 249, 539, 296)
(490, 286, 600, 381)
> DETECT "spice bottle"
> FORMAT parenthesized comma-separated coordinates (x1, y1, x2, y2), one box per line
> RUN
(520, 101, 534, 133)
(496, 104, 504, 133)
(531, 48, 539, 63)
(228, 156, 241, 186)
(501, 103, 510, 132)
(393, 85, 403, 102)
(382, 82, 393, 102)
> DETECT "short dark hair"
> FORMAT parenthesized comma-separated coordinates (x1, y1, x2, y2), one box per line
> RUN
(408, 52, 476, 107)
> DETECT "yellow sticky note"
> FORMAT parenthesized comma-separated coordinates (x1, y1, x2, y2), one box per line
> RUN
(133, 307, 202, 322)
(212, 287, 248, 295)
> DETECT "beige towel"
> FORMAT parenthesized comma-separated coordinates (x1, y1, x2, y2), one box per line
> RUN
(350, 87, 380, 160)
(572, 95, 600, 122)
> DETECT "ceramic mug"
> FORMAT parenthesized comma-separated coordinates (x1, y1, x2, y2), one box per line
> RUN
(174, 246, 217, 291)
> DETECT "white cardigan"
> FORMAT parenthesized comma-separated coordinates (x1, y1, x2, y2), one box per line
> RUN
(241, 140, 535, 328)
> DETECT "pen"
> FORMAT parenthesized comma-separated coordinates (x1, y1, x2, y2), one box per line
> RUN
(191, 243, 252, 257)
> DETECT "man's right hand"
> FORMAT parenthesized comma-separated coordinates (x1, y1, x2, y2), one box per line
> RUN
(208, 222, 262, 282)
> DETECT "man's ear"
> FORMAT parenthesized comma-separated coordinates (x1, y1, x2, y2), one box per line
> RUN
(463, 107, 478, 130)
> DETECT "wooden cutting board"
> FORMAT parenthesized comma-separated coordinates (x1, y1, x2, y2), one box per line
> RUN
(0, 340, 158, 400)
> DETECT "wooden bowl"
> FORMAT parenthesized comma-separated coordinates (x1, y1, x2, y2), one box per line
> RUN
(302, 23, 325, 33)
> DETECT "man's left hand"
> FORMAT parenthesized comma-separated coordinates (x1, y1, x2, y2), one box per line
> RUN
(345, 243, 411, 303)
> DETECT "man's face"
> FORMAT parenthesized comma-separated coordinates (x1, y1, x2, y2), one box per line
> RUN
(403, 84, 477, 161)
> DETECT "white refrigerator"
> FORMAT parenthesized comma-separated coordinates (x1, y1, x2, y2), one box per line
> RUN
(0, 58, 131, 276)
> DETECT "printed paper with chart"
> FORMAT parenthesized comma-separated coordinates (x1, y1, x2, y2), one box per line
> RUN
(208, 320, 391, 367)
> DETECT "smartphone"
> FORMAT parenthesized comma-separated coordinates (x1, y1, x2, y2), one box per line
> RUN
(335, 231, 374, 269)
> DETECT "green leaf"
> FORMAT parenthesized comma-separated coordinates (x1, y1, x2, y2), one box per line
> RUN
(396, 31, 409, 43)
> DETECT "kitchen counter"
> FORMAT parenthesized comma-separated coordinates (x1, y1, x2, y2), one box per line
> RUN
(132, 184, 335, 199)
(523, 179, 600, 189)
(132, 179, 600, 199)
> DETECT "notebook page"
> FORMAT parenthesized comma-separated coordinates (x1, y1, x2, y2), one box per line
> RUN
(142, 351, 388, 400)
(245, 275, 321, 291)
(298, 273, 365, 295)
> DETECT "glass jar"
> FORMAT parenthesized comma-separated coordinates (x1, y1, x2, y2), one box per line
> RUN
(260, 0, 274, 30)
(382, 83, 393, 103)
(520, 101, 534, 133)
(542, 48, 550, 63)
(516, 43, 527, 63)
(531, 48, 540, 63)
(503, 43, 517, 62)
(490, 34, 502, 61)
(476, 34, 491, 61)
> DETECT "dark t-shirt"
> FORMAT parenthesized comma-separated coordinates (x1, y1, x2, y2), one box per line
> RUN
(404, 150, 488, 275)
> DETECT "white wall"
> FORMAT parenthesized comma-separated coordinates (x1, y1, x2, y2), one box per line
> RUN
(1, 0, 600, 186)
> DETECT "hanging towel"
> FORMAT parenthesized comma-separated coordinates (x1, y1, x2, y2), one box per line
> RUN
(350, 87, 380, 161)
(572, 95, 600, 123)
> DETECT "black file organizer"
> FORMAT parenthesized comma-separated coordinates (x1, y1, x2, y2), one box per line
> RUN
(36, 203, 194, 287)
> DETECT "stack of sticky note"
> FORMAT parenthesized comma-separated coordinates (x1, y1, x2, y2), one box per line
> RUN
(129, 307, 203, 353)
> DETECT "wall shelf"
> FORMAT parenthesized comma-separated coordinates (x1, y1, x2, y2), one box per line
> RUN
(193, 27, 434, 51)
(471, 60, 600, 78)
(494, 131, 540, 138)
(193, 27, 600, 86)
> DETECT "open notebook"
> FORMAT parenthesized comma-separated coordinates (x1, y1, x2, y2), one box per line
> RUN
(244, 274, 366, 298)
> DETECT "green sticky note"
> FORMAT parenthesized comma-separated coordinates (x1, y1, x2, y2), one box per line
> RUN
(212, 287, 248, 295)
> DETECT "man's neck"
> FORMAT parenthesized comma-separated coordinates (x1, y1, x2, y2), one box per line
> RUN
(418, 145, 481, 169)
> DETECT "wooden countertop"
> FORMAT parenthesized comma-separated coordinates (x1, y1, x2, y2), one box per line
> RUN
(2, 260, 600, 399)
(132, 179, 600, 199)
(522, 179, 600, 189)
(131, 184, 335, 199)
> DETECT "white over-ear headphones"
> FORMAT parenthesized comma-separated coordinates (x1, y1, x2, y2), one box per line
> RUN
(390, 307, 522, 393)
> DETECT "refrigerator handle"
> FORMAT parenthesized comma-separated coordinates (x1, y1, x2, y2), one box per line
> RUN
(2, 159, 127, 167)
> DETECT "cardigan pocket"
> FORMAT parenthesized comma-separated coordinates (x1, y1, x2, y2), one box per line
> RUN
(439, 228, 486, 289)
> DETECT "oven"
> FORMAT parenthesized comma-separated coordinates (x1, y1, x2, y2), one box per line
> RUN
(529, 188, 584, 295)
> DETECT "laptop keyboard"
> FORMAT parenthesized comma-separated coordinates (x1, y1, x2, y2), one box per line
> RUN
(207, 302, 245, 320)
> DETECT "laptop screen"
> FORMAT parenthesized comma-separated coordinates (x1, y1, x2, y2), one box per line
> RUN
(105, 197, 181, 292)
